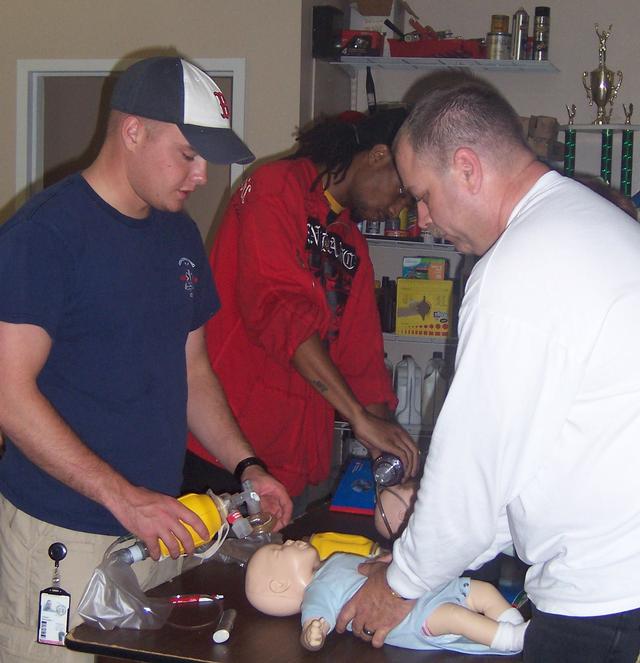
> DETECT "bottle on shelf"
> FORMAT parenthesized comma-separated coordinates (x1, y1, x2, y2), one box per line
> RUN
(365, 66, 377, 114)
(511, 8, 529, 61)
(394, 355, 423, 427)
(422, 351, 450, 431)
(378, 276, 397, 333)
(532, 6, 550, 61)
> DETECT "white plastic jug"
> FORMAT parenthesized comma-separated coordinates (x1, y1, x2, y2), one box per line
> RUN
(394, 355, 423, 426)
(422, 351, 449, 431)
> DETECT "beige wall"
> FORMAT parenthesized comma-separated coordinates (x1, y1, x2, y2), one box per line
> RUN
(0, 0, 304, 222)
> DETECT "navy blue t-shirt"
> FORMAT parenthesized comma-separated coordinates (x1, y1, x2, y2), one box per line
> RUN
(0, 174, 219, 534)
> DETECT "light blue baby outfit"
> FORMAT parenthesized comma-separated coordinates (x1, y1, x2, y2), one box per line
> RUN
(301, 553, 514, 654)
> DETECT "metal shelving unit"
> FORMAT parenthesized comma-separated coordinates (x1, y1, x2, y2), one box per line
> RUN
(366, 236, 474, 369)
(383, 332, 458, 344)
(332, 56, 559, 73)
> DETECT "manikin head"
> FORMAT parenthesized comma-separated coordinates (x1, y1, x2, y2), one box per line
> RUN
(374, 480, 418, 539)
(245, 540, 322, 617)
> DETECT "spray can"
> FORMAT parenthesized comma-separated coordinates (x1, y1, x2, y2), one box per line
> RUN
(533, 6, 550, 60)
(511, 8, 529, 60)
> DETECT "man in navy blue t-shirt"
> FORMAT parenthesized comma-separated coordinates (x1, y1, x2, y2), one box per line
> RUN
(0, 57, 291, 661)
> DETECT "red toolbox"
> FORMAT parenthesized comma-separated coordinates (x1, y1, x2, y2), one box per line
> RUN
(388, 38, 485, 58)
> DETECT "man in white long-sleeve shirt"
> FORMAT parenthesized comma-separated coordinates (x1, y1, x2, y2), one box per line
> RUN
(336, 72, 640, 662)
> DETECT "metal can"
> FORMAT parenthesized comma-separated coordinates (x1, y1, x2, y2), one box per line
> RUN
(490, 14, 510, 33)
(533, 6, 550, 60)
(366, 219, 380, 235)
(384, 216, 402, 238)
(486, 32, 512, 60)
(511, 8, 529, 60)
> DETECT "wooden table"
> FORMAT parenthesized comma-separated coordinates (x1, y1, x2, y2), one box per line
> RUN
(66, 503, 521, 662)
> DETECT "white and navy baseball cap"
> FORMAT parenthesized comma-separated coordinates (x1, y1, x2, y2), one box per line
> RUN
(111, 56, 255, 165)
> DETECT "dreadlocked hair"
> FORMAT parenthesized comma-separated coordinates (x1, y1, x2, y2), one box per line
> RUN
(292, 106, 408, 189)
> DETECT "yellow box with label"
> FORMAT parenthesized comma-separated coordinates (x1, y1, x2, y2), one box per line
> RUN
(395, 278, 453, 337)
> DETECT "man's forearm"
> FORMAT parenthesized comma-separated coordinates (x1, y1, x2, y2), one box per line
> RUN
(292, 333, 366, 423)
(292, 333, 419, 478)
(365, 402, 393, 420)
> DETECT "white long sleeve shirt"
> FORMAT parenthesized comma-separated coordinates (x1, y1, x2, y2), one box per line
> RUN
(388, 171, 640, 617)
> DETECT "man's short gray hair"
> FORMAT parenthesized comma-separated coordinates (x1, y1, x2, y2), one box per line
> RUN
(403, 71, 531, 169)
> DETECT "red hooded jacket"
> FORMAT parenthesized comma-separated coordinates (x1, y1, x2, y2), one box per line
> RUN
(187, 158, 396, 495)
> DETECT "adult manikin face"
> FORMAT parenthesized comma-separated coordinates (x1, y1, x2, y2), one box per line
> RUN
(374, 481, 418, 539)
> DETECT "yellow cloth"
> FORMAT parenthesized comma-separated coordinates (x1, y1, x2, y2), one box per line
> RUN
(309, 531, 380, 561)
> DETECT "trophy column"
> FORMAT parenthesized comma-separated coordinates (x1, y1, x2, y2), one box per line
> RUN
(560, 123, 640, 196)
(620, 104, 634, 195)
(564, 105, 576, 178)
(600, 129, 613, 184)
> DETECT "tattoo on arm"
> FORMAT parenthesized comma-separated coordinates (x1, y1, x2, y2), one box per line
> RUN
(311, 379, 328, 394)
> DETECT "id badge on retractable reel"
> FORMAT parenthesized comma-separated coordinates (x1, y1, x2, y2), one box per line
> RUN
(37, 586, 70, 645)
(37, 542, 70, 646)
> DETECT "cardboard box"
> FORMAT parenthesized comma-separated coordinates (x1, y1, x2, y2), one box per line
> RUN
(519, 115, 563, 161)
(349, 0, 404, 42)
(402, 256, 447, 280)
(395, 278, 453, 337)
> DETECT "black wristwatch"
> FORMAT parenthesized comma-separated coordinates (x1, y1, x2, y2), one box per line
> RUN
(233, 456, 268, 483)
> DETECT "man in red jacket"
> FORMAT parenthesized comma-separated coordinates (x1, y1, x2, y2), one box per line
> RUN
(184, 109, 419, 510)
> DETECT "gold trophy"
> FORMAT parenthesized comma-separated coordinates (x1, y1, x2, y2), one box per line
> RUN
(582, 24, 623, 125)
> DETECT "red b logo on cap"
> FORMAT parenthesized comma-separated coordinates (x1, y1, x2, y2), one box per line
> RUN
(214, 91, 230, 120)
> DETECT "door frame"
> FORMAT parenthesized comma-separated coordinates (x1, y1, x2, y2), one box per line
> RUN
(15, 57, 248, 209)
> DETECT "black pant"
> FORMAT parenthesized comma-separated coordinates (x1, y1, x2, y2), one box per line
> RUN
(524, 604, 640, 663)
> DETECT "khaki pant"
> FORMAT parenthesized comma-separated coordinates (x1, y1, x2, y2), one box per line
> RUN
(0, 495, 190, 663)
